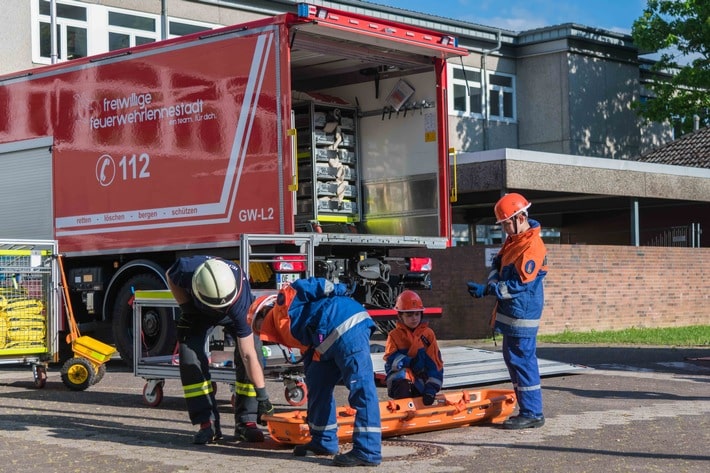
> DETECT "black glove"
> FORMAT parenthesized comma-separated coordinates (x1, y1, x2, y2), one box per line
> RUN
(422, 392, 436, 406)
(256, 387, 274, 425)
(176, 302, 197, 342)
(422, 382, 438, 406)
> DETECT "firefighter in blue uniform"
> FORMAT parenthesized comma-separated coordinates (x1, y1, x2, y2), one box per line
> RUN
(166, 256, 273, 444)
(467, 193, 548, 429)
(250, 277, 382, 467)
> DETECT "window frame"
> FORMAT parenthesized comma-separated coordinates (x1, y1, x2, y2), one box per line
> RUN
(487, 71, 516, 122)
(31, 0, 218, 65)
(32, 0, 89, 63)
(448, 64, 517, 123)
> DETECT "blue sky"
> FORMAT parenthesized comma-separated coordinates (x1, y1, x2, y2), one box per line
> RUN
(365, 0, 648, 34)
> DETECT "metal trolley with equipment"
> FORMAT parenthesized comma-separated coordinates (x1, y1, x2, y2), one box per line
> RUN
(133, 290, 307, 407)
(0, 239, 116, 390)
(0, 239, 60, 388)
(132, 289, 238, 407)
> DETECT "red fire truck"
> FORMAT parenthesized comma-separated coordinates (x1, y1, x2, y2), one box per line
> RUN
(0, 4, 467, 362)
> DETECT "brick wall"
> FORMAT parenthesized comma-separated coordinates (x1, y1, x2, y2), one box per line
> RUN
(392, 245, 710, 340)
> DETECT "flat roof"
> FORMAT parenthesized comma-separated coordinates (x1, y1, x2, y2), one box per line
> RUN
(455, 148, 710, 203)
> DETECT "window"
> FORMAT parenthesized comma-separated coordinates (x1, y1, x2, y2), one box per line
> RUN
(107, 10, 157, 50)
(449, 65, 516, 122)
(169, 20, 213, 37)
(36, 0, 88, 61)
(450, 66, 482, 117)
(488, 73, 515, 120)
(32, 0, 219, 64)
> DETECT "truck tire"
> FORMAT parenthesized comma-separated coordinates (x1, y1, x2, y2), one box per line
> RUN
(112, 274, 176, 365)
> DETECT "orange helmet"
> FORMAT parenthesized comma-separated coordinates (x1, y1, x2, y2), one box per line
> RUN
(246, 294, 277, 331)
(494, 193, 531, 223)
(394, 290, 424, 312)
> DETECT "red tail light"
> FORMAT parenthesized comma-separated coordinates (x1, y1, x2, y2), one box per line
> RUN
(273, 255, 306, 272)
(408, 257, 432, 272)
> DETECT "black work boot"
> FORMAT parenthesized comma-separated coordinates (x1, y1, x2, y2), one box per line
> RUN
(193, 422, 217, 444)
(333, 450, 380, 467)
(502, 415, 545, 429)
(293, 442, 338, 457)
(235, 422, 265, 442)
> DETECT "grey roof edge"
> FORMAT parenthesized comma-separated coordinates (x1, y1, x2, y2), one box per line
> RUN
(457, 148, 710, 179)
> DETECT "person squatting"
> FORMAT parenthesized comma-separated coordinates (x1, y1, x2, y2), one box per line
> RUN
(383, 290, 444, 405)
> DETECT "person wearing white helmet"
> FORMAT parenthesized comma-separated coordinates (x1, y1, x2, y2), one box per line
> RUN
(383, 290, 444, 405)
(466, 192, 548, 430)
(166, 256, 273, 445)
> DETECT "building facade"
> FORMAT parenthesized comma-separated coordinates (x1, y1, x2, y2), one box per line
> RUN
(1, 0, 672, 158)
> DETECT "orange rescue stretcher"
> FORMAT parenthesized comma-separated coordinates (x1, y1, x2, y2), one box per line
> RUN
(263, 388, 517, 445)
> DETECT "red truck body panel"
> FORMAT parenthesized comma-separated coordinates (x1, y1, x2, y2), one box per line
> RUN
(1, 19, 293, 253)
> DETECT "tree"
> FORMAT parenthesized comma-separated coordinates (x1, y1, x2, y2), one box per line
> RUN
(632, 0, 710, 134)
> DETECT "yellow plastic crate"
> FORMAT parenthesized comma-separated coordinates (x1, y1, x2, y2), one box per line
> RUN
(72, 336, 116, 363)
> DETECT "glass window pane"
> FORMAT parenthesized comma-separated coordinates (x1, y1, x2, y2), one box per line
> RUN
(109, 11, 155, 32)
(503, 91, 514, 118)
(39, 22, 51, 58)
(453, 67, 481, 83)
(40, 1, 86, 20)
(109, 32, 130, 51)
(136, 36, 155, 46)
(469, 87, 482, 114)
(489, 90, 500, 116)
(490, 74, 512, 87)
(39, 23, 62, 59)
(170, 21, 211, 36)
(67, 26, 87, 59)
(453, 84, 467, 111)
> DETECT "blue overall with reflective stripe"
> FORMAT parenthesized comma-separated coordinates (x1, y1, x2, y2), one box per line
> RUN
(288, 277, 382, 464)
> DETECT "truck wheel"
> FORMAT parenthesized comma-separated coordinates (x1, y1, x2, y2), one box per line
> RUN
(112, 274, 176, 365)
(60, 357, 95, 391)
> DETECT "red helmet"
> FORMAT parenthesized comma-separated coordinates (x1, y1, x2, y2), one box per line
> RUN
(494, 193, 531, 223)
(246, 294, 277, 330)
(394, 290, 424, 312)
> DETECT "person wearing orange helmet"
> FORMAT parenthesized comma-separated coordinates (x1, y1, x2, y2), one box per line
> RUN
(250, 277, 381, 468)
(467, 192, 548, 430)
(383, 290, 444, 405)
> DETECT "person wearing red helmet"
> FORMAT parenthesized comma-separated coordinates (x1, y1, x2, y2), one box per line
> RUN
(467, 192, 548, 430)
(383, 290, 444, 405)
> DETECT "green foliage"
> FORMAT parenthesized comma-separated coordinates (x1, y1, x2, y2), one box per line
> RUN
(538, 325, 710, 346)
(631, 0, 710, 133)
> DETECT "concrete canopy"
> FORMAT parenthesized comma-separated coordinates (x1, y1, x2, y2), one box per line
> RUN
(451, 148, 710, 245)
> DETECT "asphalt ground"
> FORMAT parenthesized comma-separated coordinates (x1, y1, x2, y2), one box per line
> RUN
(1, 341, 708, 473)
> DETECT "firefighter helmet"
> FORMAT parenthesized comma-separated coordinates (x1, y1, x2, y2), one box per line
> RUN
(394, 290, 424, 312)
(191, 258, 240, 309)
(494, 193, 531, 223)
(247, 294, 277, 330)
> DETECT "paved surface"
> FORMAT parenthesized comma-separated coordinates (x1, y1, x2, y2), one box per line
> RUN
(1, 341, 708, 473)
